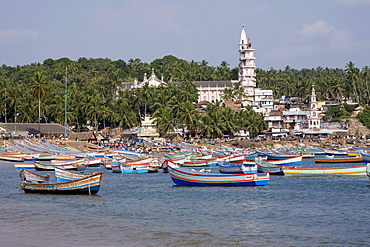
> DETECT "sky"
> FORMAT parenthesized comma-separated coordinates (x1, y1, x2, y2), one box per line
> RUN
(1, 0, 369, 70)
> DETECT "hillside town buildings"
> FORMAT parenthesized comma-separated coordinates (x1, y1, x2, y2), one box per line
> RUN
(118, 25, 348, 139)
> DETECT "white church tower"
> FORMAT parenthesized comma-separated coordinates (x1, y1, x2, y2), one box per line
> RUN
(239, 25, 256, 101)
(308, 85, 321, 129)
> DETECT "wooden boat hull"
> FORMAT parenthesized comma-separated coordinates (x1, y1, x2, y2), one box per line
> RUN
(183, 159, 216, 167)
(21, 172, 103, 195)
(314, 156, 363, 163)
(260, 152, 298, 160)
(34, 160, 87, 171)
(266, 156, 302, 167)
(20, 169, 50, 182)
(361, 152, 370, 163)
(135, 167, 149, 174)
(168, 165, 269, 186)
(55, 167, 93, 182)
(283, 165, 367, 176)
(111, 163, 133, 173)
(86, 157, 104, 167)
(14, 163, 36, 169)
(0, 155, 25, 162)
(218, 161, 257, 174)
(255, 158, 285, 175)
(216, 154, 246, 162)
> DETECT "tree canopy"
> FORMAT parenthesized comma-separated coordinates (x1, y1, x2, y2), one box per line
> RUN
(0, 56, 368, 138)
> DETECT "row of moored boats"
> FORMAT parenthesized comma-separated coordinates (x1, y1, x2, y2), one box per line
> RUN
(1, 140, 370, 193)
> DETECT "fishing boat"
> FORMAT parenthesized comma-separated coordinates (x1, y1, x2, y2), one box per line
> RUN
(147, 159, 161, 173)
(191, 153, 213, 160)
(131, 164, 149, 173)
(266, 155, 302, 167)
(111, 160, 133, 173)
(14, 163, 36, 169)
(254, 158, 285, 175)
(54, 167, 94, 182)
(126, 157, 153, 165)
(366, 163, 370, 182)
(258, 151, 298, 160)
(162, 159, 179, 173)
(323, 148, 348, 155)
(216, 153, 246, 162)
(361, 152, 370, 163)
(0, 154, 25, 162)
(36, 154, 58, 161)
(218, 161, 257, 174)
(282, 165, 367, 176)
(85, 157, 104, 167)
(20, 169, 50, 182)
(167, 163, 269, 186)
(168, 157, 188, 165)
(34, 160, 86, 171)
(183, 159, 216, 167)
(21, 170, 104, 195)
(314, 155, 363, 163)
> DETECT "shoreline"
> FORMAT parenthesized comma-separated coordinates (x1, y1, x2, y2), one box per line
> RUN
(2, 137, 368, 153)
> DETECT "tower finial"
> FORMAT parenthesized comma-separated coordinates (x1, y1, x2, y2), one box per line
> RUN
(240, 25, 247, 45)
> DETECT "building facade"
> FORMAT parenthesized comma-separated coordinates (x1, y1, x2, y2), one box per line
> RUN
(120, 25, 272, 111)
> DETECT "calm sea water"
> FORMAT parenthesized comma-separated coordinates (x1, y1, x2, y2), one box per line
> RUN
(1, 159, 369, 247)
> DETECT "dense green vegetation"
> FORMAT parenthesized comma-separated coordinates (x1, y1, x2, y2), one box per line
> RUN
(0, 55, 369, 138)
(357, 107, 370, 129)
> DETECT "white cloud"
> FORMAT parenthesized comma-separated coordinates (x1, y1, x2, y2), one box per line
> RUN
(296, 20, 332, 40)
(329, 28, 352, 50)
(295, 20, 352, 50)
(0, 29, 39, 43)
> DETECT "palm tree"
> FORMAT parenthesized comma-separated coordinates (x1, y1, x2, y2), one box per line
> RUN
(221, 87, 234, 101)
(0, 78, 12, 123)
(220, 107, 239, 137)
(179, 81, 199, 103)
(232, 83, 247, 101)
(153, 108, 175, 134)
(179, 101, 199, 136)
(362, 66, 370, 104)
(114, 89, 138, 129)
(345, 62, 360, 103)
(29, 71, 48, 134)
(199, 104, 224, 138)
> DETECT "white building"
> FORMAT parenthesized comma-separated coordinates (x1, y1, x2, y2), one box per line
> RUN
(238, 25, 256, 101)
(308, 85, 321, 129)
(120, 25, 273, 111)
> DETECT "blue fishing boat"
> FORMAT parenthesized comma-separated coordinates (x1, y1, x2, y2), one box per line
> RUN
(55, 166, 95, 182)
(111, 160, 133, 173)
(254, 158, 285, 175)
(167, 163, 269, 186)
(258, 151, 299, 160)
(218, 161, 257, 174)
(361, 152, 370, 163)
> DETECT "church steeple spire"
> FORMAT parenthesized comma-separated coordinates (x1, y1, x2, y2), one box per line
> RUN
(238, 25, 256, 101)
(240, 25, 247, 45)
